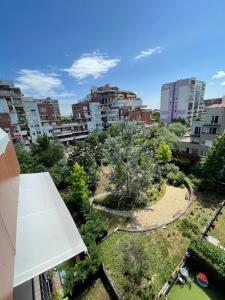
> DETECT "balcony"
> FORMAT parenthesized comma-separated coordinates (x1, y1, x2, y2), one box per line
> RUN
(173, 151, 200, 161)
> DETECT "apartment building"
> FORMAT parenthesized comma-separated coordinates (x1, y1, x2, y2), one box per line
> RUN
(160, 78, 205, 126)
(72, 85, 151, 130)
(35, 97, 61, 118)
(22, 97, 43, 143)
(0, 80, 30, 144)
(176, 104, 225, 163)
(0, 128, 87, 300)
(36, 101, 60, 137)
(52, 122, 89, 144)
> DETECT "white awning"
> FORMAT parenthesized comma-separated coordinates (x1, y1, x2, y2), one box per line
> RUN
(14, 172, 87, 287)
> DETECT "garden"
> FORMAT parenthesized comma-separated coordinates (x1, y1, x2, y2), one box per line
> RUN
(15, 122, 225, 300)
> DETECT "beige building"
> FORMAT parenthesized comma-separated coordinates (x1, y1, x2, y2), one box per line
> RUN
(176, 104, 225, 163)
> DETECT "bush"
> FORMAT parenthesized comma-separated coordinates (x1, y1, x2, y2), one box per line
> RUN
(188, 238, 225, 286)
(167, 170, 185, 186)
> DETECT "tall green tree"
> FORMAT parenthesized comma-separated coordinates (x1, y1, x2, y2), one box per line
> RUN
(30, 135, 64, 168)
(70, 163, 89, 203)
(15, 144, 35, 173)
(200, 133, 225, 188)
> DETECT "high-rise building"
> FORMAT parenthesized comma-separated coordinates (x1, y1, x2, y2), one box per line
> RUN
(160, 78, 205, 126)
(0, 80, 30, 144)
(22, 97, 43, 143)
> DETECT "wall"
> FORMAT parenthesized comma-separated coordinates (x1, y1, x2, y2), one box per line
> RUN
(0, 129, 20, 300)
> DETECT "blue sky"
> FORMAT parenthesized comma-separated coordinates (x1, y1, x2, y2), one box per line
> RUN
(1, 0, 225, 115)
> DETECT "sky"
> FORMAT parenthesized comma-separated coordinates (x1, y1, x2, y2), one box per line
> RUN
(1, 0, 225, 115)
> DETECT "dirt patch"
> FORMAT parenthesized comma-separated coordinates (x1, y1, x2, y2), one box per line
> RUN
(95, 166, 111, 195)
(128, 185, 188, 229)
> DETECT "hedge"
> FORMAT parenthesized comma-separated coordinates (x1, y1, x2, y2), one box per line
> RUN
(188, 238, 225, 286)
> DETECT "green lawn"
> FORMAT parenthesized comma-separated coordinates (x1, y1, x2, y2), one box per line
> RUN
(77, 278, 111, 300)
(211, 207, 225, 247)
(98, 191, 223, 297)
(169, 281, 224, 300)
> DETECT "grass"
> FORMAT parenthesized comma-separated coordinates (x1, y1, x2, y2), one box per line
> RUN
(98, 190, 223, 297)
(77, 278, 111, 300)
(211, 207, 225, 247)
(169, 280, 224, 300)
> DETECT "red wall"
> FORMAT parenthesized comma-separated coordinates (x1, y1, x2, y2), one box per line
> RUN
(0, 136, 20, 300)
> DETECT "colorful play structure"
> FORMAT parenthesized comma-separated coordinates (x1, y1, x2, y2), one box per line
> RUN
(196, 272, 209, 288)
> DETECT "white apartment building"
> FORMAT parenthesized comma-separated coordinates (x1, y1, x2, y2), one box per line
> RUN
(160, 78, 205, 126)
(22, 97, 43, 143)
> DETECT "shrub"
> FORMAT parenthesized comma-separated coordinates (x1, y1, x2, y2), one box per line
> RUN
(188, 238, 225, 286)
(167, 170, 185, 186)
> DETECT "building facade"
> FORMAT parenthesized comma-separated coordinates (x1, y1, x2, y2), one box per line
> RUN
(22, 97, 43, 143)
(176, 104, 225, 163)
(160, 78, 205, 126)
(72, 85, 152, 131)
(0, 80, 30, 144)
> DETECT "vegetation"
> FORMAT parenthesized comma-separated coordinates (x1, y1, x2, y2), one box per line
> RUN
(168, 122, 188, 138)
(171, 117, 187, 125)
(200, 133, 225, 189)
(152, 111, 160, 123)
(211, 208, 225, 247)
(99, 190, 223, 297)
(103, 122, 181, 209)
(189, 237, 225, 285)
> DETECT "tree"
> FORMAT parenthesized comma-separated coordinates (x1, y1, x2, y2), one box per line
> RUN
(15, 144, 35, 173)
(152, 111, 160, 123)
(70, 163, 89, 204)
(200, 133, 225, 188)
(49, 159, 70, 188)
(156, 143, 172, 164)
(169, 122, 188, 138)
(30, 135, 64, 168)
(68, 139, 99, 193)
(172, 117, 187, 125)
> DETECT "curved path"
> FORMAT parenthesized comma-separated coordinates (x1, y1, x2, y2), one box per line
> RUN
(92, 185, 191, 231)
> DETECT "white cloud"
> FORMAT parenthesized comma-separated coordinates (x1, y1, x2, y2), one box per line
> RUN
(134, 46, 162, 60)
(212, 70, 225, 79)
(221, 81, 225, 86)
(64, 52, 120, 81)
(16, 69, 76, 99)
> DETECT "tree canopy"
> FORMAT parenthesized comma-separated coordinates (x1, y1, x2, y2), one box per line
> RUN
(200, 133, 225, 188)
(169, 122, 188, 138)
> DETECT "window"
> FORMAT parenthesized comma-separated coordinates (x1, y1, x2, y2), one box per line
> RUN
(209, 127, 217, 134)
(194, 127, 201, 135)
(211, 115, 219, 124)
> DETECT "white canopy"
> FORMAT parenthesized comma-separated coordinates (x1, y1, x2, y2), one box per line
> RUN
(14, 172, 87, 287)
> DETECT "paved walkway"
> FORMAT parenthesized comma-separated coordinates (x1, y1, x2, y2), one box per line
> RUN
(92, 185, 190, 231)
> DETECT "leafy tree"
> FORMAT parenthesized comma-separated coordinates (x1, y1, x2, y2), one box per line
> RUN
(172, 117, 187, 125)
(69, 163, 89, 204)
(156, 143, 172, 164)
(30, 134, 64, 168)
(200, 133, 225, 188)
(68, 140, 99, 193)
(152, 111, 160, 122)
(49, 291, 69, 300)
(15, 144, 35, 173)
(169, 122, 188, 138)
(49, 159, 70, 188)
